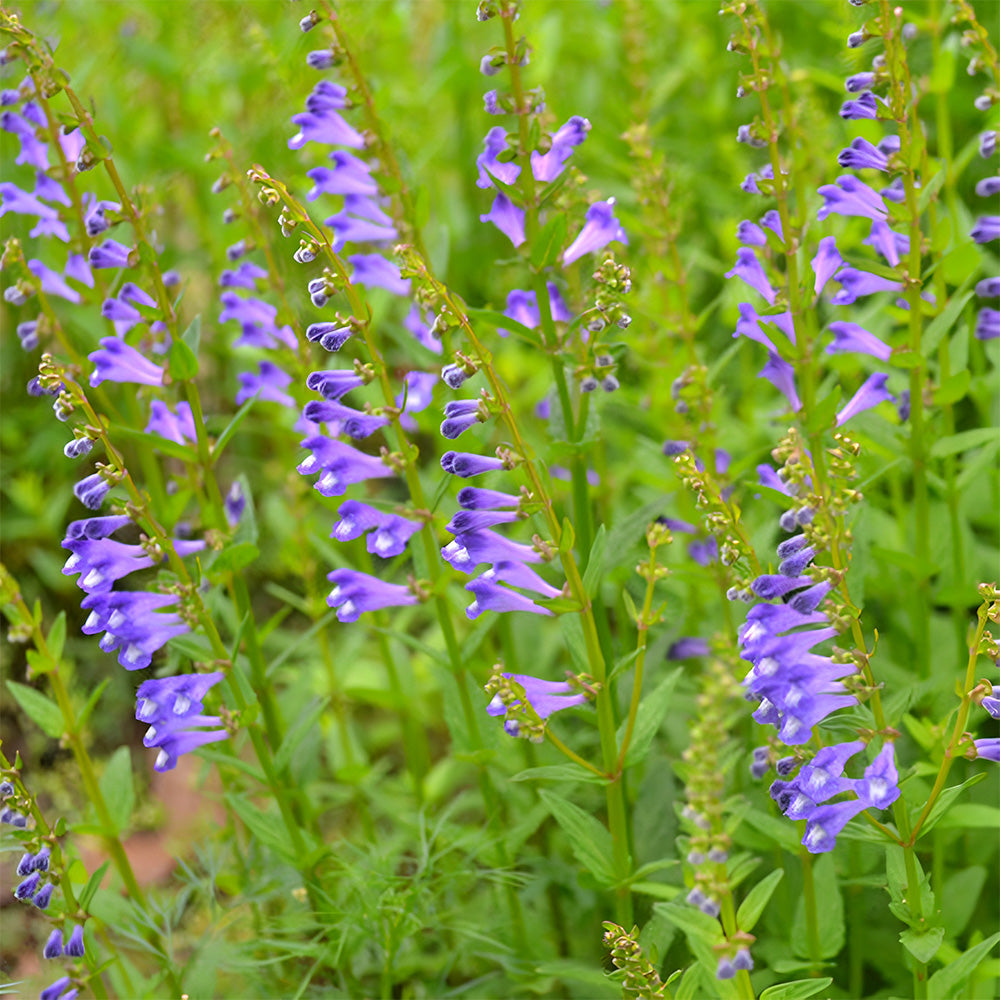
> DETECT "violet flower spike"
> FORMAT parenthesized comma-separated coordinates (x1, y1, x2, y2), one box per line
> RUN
(563, 198, 627, 266)
(835, 373, 894, 426)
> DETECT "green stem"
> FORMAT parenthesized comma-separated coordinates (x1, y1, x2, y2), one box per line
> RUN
(800, 852, 822, 973)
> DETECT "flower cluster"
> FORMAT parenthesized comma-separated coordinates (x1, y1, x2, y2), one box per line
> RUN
(484, 666, 590, 741)
(2, 779, 85, 1000)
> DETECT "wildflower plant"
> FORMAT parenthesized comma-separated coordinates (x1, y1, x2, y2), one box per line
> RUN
(0, 1, 998, 998)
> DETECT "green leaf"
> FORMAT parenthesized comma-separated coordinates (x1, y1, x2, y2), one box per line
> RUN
(940, 866, 987, 938)
(210, 542, 260, 575)
(77, 860, 110, 912)
(921, 287, 973, 356)
(466, 307, 540, 347)
(912, 772, 987, 838)
(758, 978, 833, 1000)
(740, 807, 801, 852)
(168, 338, 199, 380)
(900, 925, 944, 964)
(77, 678, 110, 731)
(529, 213, 567, 270)
(930, 427, 1000, 458)
(46, 611, 66, 660)
(616, 669, 681, 768)
(805, 386, 842, 434)
(211, 397, 258, 465)
(917, 165, 947, 214)
(539, 789, 617, 885)
(181, 314, 201, 354)
(792, 855, 844, 959)
(225, 793, 298, 862)
(98, 746, 134, 835)
(274, 698, 330, 774)
(110, 423, 198, 462)
(604, 500, 664, 571)
(926, 931, 1000, 1000)
(933, 370, 970, 407)
(736, 868, 784, 932)
(509, 764, 607, 784)
(653, 901, 724, 944)
(582, 525, 607, 598)
(6, 681, 63, 738)
(558, 516, 576, 557)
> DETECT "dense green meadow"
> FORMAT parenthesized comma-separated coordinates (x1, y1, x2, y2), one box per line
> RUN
(1, 1, 998, 998)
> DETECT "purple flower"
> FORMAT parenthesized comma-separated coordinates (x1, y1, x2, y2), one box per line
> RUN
(396, 370, 438, 430)
(465, 577, 554, 619)
(817, 175, 887, 221)
(326, 196, 398, 250)
(65, 925, 85, 958)
(844, 72, 875, 92)
(33, 883, 54, 909)
(145, 713, 229, 772)
(40, 977, 73, 1000)
(89, 338, 164, 388)
(802, 798, 869, 853)
(307, 369, 365, 400)
(304, 399, 388, 438)
(973, 738, 1000, 762)
(63, 536, 202, 593)
(307, 150, 378, 199)
(736, 219, 767, 246)
(289, 83, 364, 149)
(976, 177, 1000, 198)
(447, 509, 518, 533)
(563, 198, 627, 266)
(72, 473, 112, 511)
(830, 267, 903, 305)
(219, 293, 296, 349)
(976, 277, 1000, 298)
(14, 871, 41, 899)
(480, 192, 526, 247)
(236, 361, 295, 407)
(102, 282, 158, 334)
(441, 528, 542, 573)
(84, 591, 190, 670)
(88, 239, 133, 270)
(43, 929, 63, 959)
(750, 574, 814, 600)
(837, 137, 890, 172)
(479, 560, 563, 598)
(688, 537, 718, 566)
(667, 637, 710, 659)
(297, 435, 394, 496)
(403, 303, 442, 353)
(486, 673, 586, 737)
(725, 247, 777, 304)
(971, 216, 1000, 244)
(441, 450, 505, 477)
(530, 115, 591, 182)
(27, 259, 80, 302)
(976, 308, 1000, 340)
(734, 303, 795, 349)
(326, 568, 418, 622)
(145, 400, 196, 444)
(1, 109, 48, 169)
(839, 92, 881, 120)
(219, 261, 268, 289)
(476, 127, 521, 189)
(136, 671, 225, 723)
(441, 399, 485, 439)
(855, 743, 900, 809)
(306, 321, 354, 352)
(759, 352, 801, 411)
(331, 500, 421, 557)
(836, 373, 894, 425)
(826, 321, 892, 361)
(348, 254, 411, 295)
(456, 486, 521, 509)
(64, 515, 131, 540)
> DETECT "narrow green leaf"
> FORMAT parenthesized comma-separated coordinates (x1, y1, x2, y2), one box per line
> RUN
(98, 746, 134, 835)
(6, 681, 63, 738)
(274, 698, 330, 774)
(912, 772, 987, 838)
(582, 524, 607, 598)
(509, 764, 607, 784)
(792, 855, 844, 959)
(529, 213, 568, 270)
(740, 807, 801, 852)
(168, 338, 199, 380)
(539, 789, 617, 885)
(110, 423, 198, 462)
(210, 542, 260, 575)
(46, 611, 66, 661)
(805, 387, 842, 434)
(926, 931, 1000, 1000)
(466, 307, 540, 347)
(181, 314, 201, 354)
(77, 678, 110, 731)
(653, 901, 724, 944)
(616, 669, 681, 768)
(900, 925, 944, 964)
(225, 793, 298, 862)
(921, 287, 973, 356)
(736, 868, 784, 932)
(759, 978, 833, 1000)
(930, 427, 1000, 458)
(78, 860, 110, 911)
(210, 397, 258, 465)
(933, 370, 970, 407)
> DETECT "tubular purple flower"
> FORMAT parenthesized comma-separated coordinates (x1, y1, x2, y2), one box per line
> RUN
(307, 153, 378, 201)
(220, 293, 296, 349)
(441, 399, 486, 439)
(972, 738, 1000, 761)
(441, 450, 505, 477)
(750, 573, 814, 600)
(734, 303, 795, 349)
(348, 253, 411, 295)
(802, 798, 869, 853)
(441, 528, 542, 573)
(835, 373, 894, 426)
(837, 136, 889, 171)
(465, 577, 554, 619)
(788, 580, 834, 614)
(219, 261, 268, 289)
(736, 219, 767, 246)
(327, 568, 418, 622)
(298, 435, 394, 496)
(845, 71, 875, 92)
(830, 267, 903, 305)
(976, 309, 1000, 340)
(976, 177, 1000, 198)
(136, 671, 225, 723)
(976, 277, 1000, 298)
(149, 721, 229, 773)
(530, 115, 591, 182)
(88, 238, 133, 269)
(447, 509, 518, 533)
(480, 192, 526, 247)
(826, 320, 892, 360)
(33, 883, 54, 909)
(89, 337, 164, 388)
(971, 216, 1000, 243)
(26, 259, 80, 302)
(145, 400, 196, 444)
(480, 560, 563, 598)
(236, 361, 295, 407)
(839, 91, 880, 119)
(65, 925, 85, 958)
(306, 321, 354, 352)
(855, 744, 900, 809)
(326, 206, 397, 250)
(15, 871, 41, 899)
(865, 219, 909, 267)
(476, 127, 521, 189)
(288, 104, 364, 150)
(817, 175, 887, 221)
(396, 371, 438, 430)
(331, 499, 390, 541)
(667, 637, 710, 659)
(72, 473, 111, 510)
(65, 515, 131, 539)
(456, 486, 521, 510)
(307, 369, 365, 400)
(778, 545, 816, 577)
(40, 977, 72, 1000)
(759, 352, 801, 410)
(487, 673, 586, 724)
(563, 198, 627, 266)
(725, 247, 777, 304)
